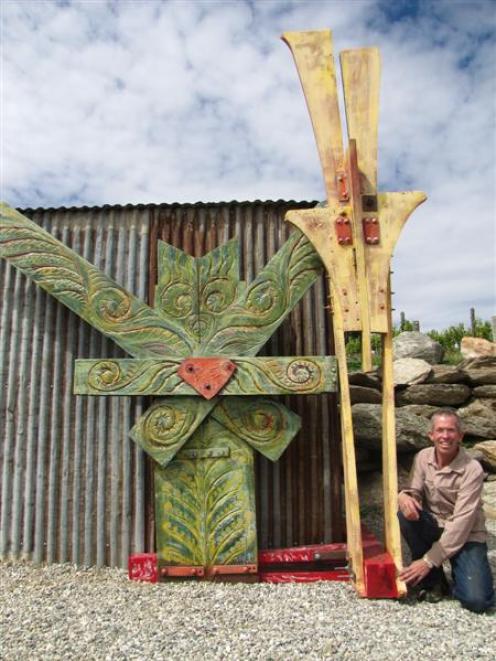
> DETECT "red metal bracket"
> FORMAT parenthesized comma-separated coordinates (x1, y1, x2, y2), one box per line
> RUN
(206, 564, 257, 577)
(363, 553, 398, 598)
(178, 357, 236, 399)
(259, 542, 347, 564)
(335, 215, 353, 245)
(160, 565, 205, 577)
(362, 216, 380, 245)
(128, 553, 158, 583)
(258, 529, 399, 598)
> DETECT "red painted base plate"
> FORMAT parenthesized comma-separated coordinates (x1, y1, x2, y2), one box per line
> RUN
(128, 528, 399, 598)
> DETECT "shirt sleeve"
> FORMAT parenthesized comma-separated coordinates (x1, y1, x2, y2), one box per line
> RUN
(425, 463, 485, 567)
(399, 452, 425, 502)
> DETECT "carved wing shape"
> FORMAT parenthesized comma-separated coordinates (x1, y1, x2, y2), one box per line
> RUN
(211, 397, 301, 461)
(0, 204, 192, 357)
(201, 229, 323, 355)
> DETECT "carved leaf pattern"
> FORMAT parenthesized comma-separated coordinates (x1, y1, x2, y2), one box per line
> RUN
(155, 420, 257, 567)
(212, 397, 301, 461)
(129, 397, 216, 467)
(74, 356, 337, 395)
(202, 229, 323, 356)
(0, 204, 192, 358)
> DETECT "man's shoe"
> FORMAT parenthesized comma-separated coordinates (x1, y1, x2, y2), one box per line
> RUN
(416, 577, 451, 603)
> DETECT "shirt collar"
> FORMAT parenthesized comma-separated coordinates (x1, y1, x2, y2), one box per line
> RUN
(427, 446, 467, 473)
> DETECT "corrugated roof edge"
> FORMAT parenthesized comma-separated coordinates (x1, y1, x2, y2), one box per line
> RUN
(18, 199, 319, 214)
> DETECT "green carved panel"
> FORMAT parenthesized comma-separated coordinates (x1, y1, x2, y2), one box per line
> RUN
(227, 356, 336, 395)
(129, 397, 216, 467)
(155, 418, 257, 568)
(202, 229, 323, 356)
(0, 202, 331, 574)
(211, 397, 301, 461)
(155, 242, 200, 351)
(73, 356, 337, 395)
(0, 204, 191, 358)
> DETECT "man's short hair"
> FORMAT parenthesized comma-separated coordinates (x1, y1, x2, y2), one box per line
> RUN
(429, 407, 463, 432)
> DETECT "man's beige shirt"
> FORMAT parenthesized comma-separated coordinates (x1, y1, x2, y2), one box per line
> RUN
(401, 447, 487, 567)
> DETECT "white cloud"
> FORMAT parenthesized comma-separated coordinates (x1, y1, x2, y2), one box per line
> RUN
(0, 0, 494, 330)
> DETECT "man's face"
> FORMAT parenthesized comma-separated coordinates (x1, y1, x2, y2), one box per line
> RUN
(428, 414, 463, 464)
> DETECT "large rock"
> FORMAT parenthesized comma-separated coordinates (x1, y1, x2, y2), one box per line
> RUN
(472, 441, 496, 472)
(482, 480, 496, 520)
(459, 357, 496, 385)
(428, 364, 467, 384)
(350, 385, 382, 404)
(393, 358, 432, 386)
(396, 383, 471, 406)
(458, 417, 496, 441)
(461, 336, 496, 359)
(458, 399, 496, 419)
(398, 404, 438, 419)
(352, 403, 430, 452)
(473, 385, 496, 398)
(458, 400, 496, 440)
(348, 370, 381, 389)
(393, 332, 443, 364)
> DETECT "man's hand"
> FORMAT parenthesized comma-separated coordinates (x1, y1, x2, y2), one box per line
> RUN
(398, 492, 422, 520)
(399, 559, 432, 586)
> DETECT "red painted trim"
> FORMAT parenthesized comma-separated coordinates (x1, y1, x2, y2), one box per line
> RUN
(128, 553, 158, 583)
(260, 570, 350, 583)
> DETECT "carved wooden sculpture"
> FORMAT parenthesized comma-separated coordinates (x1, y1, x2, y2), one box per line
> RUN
(0, 203, 336, 577)
(282, 30, 426, 595)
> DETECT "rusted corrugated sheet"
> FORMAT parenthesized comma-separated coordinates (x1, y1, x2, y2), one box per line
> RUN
(0, 206, 150, 567)
(0, 200, 342, 569)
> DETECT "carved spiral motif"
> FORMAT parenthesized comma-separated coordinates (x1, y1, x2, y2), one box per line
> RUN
(91, 287, 132, 323)
(241, 402, 282, 443)
(286, 359, 320, 388)
(245, 281, 279, 316)
(188, 313, 211, 338)
(143, 406, 182, 447)
(202, 278, 236, 313)
(159, 282, 194, 319)
(88, 360, 122, 390)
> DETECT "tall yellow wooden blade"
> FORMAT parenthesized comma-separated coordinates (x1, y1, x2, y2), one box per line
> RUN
(282, 30, 345, 203)
(340, 48, 381, 195)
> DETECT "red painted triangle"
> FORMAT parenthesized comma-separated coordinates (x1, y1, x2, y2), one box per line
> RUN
(178, 357, 237, 399)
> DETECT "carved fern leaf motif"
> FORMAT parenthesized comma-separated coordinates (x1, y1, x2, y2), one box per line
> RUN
(155, 419, 257, 567)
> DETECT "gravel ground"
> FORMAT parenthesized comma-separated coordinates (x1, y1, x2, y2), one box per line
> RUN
(1, 517, 494, 660)
(0, 561, 494, 661)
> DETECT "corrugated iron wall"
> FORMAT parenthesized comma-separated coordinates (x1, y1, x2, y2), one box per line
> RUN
(0, 201, 342, 568)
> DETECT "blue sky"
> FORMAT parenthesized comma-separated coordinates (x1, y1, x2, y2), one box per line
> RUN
(1, 0, 495, 330)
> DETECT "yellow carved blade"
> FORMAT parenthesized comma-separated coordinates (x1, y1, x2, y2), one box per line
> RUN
(340, 48, 381, 195)
(282, 30, 344, 203)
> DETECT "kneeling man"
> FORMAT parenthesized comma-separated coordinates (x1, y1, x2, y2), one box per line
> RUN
(398, 408, 494, 612)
